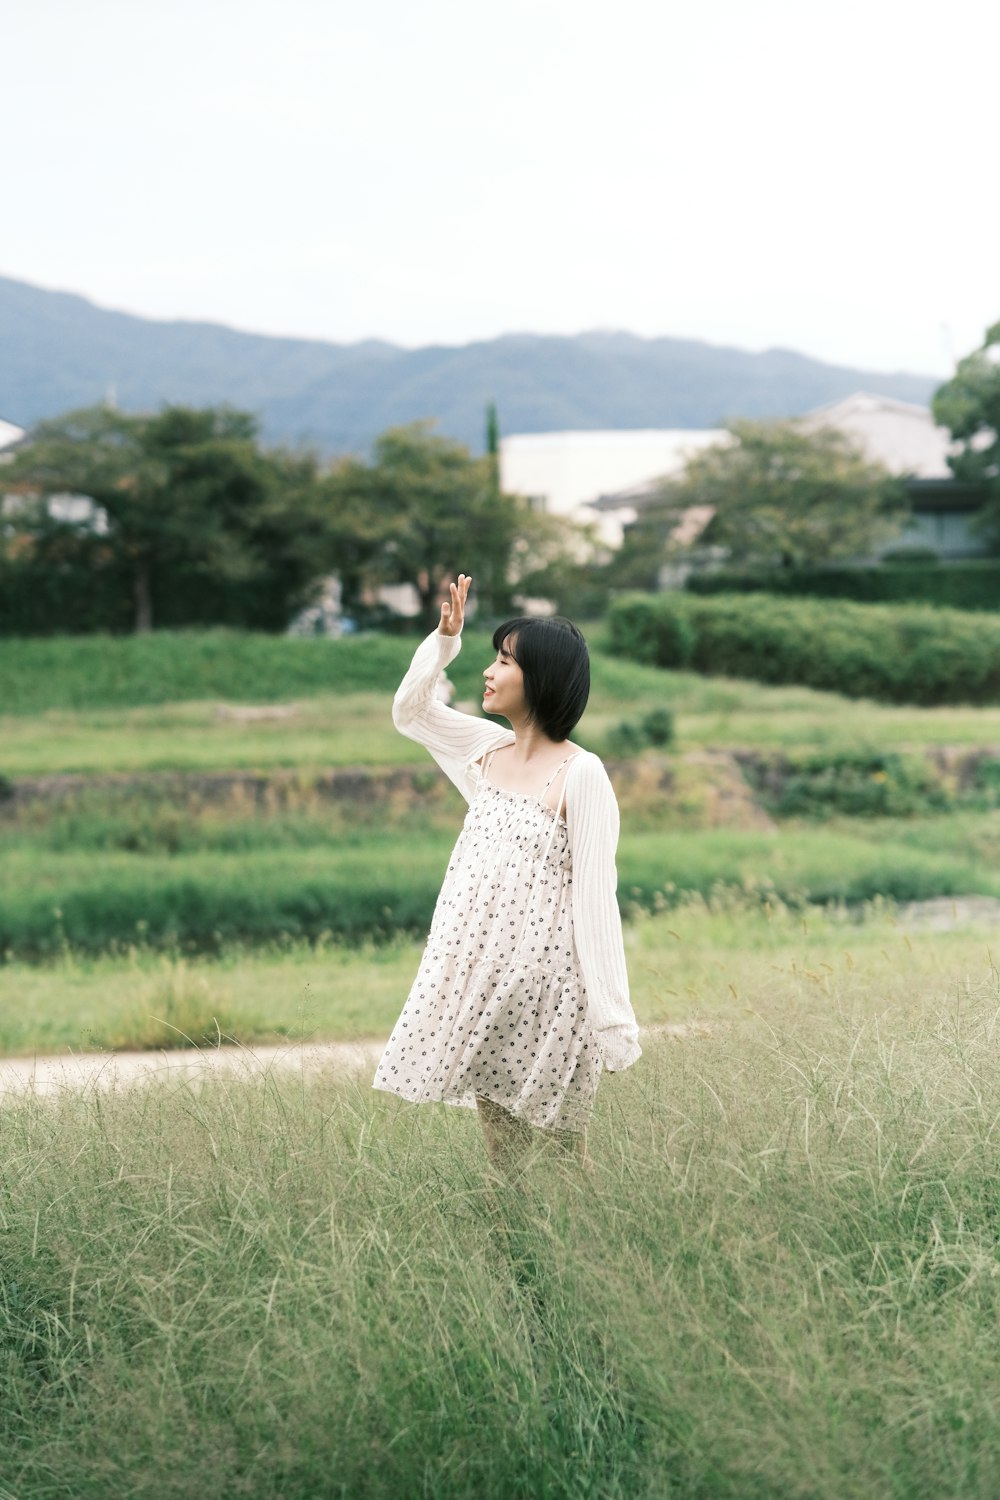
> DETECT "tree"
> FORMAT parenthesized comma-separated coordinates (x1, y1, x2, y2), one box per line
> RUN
(631, 420, 907, 570)
(485, 400, 501, 495)
(932, 321, 1000, 543)
(4, 404, 332, 631)
(324, 422, 519, 627)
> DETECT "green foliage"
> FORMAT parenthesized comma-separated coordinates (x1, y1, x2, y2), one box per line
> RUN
(2, 822, 996, 960)
(3, 404, 333, 633)
(687, 559, 1000, 611)
(0, 843, 453, 959)
(633, 418, 907, 570)
(608, 591, 1000, 705)
(326, 422, 518, 625)
(607, 707, 675, 756)
(933, 320, 1000, 540)
(0, 628, 422, 714)
(323, 420, 593, 627)
(6, 972, 1000, 1497)
(741, 750, 953, 819)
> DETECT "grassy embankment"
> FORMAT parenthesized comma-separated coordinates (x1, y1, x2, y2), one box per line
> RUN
(2, 626, 999, 1048)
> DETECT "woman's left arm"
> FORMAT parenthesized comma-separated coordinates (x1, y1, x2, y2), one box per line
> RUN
(565, 754, 642, 1072)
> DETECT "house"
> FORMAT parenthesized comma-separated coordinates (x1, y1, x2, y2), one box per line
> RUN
(588, 393, 989, 563)
(798, 393, 987, 559)
(499, 428, 726, 547)
(0, 417, 25, 452)
(0, 416, 109, 532)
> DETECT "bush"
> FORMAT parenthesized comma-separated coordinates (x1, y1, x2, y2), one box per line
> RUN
(738, 750, 953, 819)
(607, 707, 675, 756)
(687, 560, 1000, 612)
(607, 592, 1000, 705)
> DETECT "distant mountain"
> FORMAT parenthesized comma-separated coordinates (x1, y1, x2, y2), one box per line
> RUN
(0, 275, 941, 455)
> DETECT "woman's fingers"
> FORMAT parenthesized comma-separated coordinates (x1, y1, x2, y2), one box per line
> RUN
(439, 575, 471, 636)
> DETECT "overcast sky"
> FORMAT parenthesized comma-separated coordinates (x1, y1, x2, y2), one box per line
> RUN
(3, 0, 996, 376)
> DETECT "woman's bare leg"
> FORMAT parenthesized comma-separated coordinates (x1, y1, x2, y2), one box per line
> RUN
(551, 1127, 593, 1171)
(476, 1095, 533, 1178)
(476, 1096, 591, 1176)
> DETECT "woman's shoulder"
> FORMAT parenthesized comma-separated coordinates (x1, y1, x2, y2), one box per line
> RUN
(568, 745, 608, 774)
(565, 747, 616, 799)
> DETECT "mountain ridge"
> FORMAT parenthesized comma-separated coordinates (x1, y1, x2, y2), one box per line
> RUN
(0, 274, 941, 454)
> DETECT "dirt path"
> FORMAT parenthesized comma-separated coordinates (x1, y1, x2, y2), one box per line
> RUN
(0, 1024, 701, 1098)
(0, 1038, 387, 1097)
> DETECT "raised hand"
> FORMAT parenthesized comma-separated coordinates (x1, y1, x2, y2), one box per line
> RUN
(439, 574, 471, 637)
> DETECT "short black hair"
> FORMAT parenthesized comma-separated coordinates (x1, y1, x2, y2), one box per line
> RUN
(492, 616, 590, 742)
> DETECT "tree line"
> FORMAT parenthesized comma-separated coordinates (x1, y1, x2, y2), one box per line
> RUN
(0, 405, 588, 635)
(3, 322, 997, 634)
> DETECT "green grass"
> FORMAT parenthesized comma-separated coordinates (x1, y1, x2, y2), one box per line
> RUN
(5, 627, 1000, 1494)
(5, 949, 1000, 1497)
(2, 822, 997, 961)
(0, 900, 994, 1059)
(0, 628, 425, 714)
(4, 631, 1000, 778)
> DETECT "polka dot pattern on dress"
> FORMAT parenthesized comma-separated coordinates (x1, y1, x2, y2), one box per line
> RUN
(373, 767, 601, 1134)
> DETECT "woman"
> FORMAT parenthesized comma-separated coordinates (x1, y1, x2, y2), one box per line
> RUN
(373, 575, 640, 1172)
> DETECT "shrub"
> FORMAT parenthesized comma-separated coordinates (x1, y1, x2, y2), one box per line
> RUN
(607, 592, 1000, 705)
(607, 707, 675, 756)
(739, 750, 953, 819)
(687, 560, 1000, 612)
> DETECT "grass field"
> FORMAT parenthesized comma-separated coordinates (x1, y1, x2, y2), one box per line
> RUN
(4, 941, 1000, 1498)
(4, 628, 1000, 1495)
(1, 824, 998, 963)
(4, 628, 1000, 776)
(0, 900, 994, 1057)
(3, 626, 1000, 981)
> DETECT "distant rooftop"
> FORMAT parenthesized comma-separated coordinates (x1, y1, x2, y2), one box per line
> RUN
(499, 397, 958, 550)
(799, 392, 952, 479)
(0, 417, 26, 452)
(500, 428, 726, 534)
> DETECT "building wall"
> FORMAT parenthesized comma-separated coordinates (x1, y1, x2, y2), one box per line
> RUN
(500, 428, 725, 545)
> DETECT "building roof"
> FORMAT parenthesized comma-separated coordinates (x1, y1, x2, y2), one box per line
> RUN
(0, 417, 26, 452)
(797, 392, 952, 479)
(499, 428, 727, 518)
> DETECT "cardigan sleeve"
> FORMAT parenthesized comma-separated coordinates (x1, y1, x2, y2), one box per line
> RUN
(392, 630, 514, 801)
(565, 753, 642, 1073)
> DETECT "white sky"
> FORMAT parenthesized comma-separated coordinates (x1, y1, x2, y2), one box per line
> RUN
(3, 0, 997, 376)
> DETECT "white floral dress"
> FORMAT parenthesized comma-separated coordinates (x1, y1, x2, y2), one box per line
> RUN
(372, 630, 641, 1135)
(374, 751, 600, 1132)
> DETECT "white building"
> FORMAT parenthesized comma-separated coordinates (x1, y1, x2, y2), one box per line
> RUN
(0, 417, 25, 452)
(507, 396, 985, 562)
(797, 393, 951, 479)
(499, 428, 726, 546)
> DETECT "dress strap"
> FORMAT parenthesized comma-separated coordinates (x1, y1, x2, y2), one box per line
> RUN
(540, 753, 577, 797)
(481, 747, 500, 784)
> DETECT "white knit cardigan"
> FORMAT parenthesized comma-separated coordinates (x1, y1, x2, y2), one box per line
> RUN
(392, 629, 642, 1073)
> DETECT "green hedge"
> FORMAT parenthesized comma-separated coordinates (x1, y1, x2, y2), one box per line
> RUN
(607, 592, 1000, 705)
(687, 561, 1000, 611)
(0, 556, 315, 637)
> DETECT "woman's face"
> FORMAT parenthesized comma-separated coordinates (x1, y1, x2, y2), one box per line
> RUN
(483, 639, 527, 721)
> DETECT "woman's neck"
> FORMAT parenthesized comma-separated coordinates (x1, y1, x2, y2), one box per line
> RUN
(504, 715, 566, 761)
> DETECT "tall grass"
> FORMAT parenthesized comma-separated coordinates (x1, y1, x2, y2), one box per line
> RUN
(0, 898, 994, 1061)
(4, 976, 1000, 1498)
(2, 826, 997, 960)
